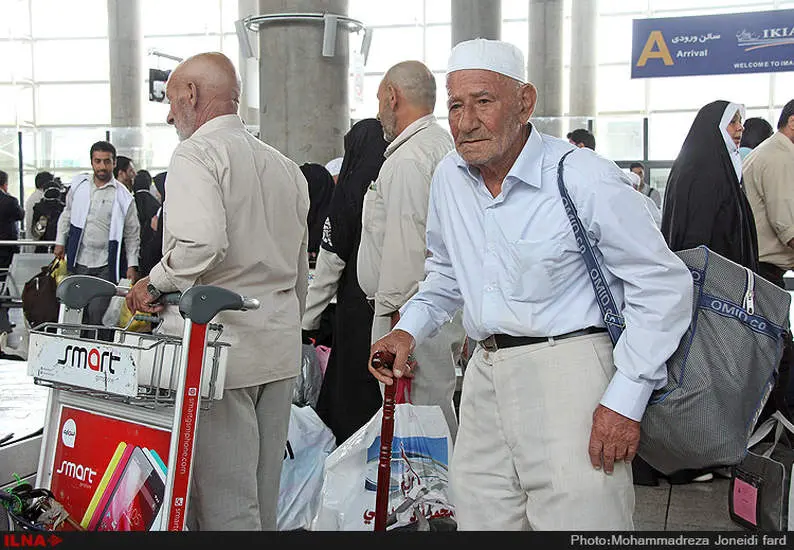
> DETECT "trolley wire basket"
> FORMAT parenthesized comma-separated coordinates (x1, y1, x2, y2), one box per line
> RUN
(26, 276, 232, 410)
(27, 320, 229, 410)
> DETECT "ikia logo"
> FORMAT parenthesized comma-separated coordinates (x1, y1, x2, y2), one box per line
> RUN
(56, 345, 120, 374)
(2, 534, 62, 547)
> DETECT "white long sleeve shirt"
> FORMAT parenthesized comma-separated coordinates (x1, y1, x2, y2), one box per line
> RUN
(395, 127, 693, 421)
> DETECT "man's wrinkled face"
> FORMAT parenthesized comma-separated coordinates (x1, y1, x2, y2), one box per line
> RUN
(376, 79, 398, 143)
(166, 79, 198, 142)
(91, 152, 114, 183)
(446, 70, 531, 167)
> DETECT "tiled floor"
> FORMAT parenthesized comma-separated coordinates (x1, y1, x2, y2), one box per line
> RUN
(634, 477, 744, 531)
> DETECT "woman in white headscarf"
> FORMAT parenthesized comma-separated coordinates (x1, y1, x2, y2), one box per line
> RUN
(661, 100, 758, 272)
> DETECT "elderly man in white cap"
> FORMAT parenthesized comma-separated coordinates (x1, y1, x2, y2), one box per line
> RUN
(368, 39, 693, 530)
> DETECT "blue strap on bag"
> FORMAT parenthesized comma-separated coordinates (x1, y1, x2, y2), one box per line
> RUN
(555, 150, 625, 344)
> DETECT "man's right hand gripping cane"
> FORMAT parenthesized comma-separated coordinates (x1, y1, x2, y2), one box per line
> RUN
(369, 329, 418, 385)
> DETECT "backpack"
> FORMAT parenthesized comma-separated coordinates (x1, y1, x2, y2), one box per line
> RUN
(557, 152, 791, 475)
(31, 191, 64, 241)
(21, 259, 61, 328)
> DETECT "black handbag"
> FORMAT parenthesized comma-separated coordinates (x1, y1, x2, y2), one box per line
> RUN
(21, 259, 60, 327)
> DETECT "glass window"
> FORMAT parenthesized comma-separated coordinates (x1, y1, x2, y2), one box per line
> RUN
(0, 129, 20, 180)
(774, 73, 794, 107)
(220, 32, 240, 70)
(35, 127, 108, 169)
(145, 125, 180, 169)
(648, 167, 671, 204)
(20, 129, 36, 172)
(221, 0, 238, 34)
(350, 0, 424, 26)
(425, 25, 451, 72)
(650, 73, 770, 111)
(144, 36, 223, 64)
(593, 116, 645, 161)
(31, 0, 107, 38)
(0, 0, 32, 38)
(650, 0, 774, 11)
(34, 39, 109, 82)
(0, 42, 33, 82)
(502, 0, 528, 20)
(426, 0, 451, 23)
(145, 97, 171, 125)
(434, 72, 449, 119)
(598, 65, 646, 113)
(600, 0, 648, 14)
(350, 74, 381, 120)
(648, 111, 697, 160)
(501, 21, 528, 62)
(0, 85, 33, 125)
(364, 26, 424, 73)
(37, 83, 110, 125)
(142, 0, 222, 36)
(597, 15, 633, 64)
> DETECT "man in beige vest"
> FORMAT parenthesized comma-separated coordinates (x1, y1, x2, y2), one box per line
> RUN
(127, 52, 309, 530)
(357, 60, 465, 439)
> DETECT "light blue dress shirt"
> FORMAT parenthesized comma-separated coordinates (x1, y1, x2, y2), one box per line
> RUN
(395, 126, 693, 421)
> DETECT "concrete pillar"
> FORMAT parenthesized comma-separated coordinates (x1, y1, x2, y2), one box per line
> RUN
(528, 0, 564, 137)
(257, 0, 348, 165)
(238, 0, 260, 129)
(451, 0, 501, 46)
(107, 0, 144, 165)
(569, 0, 598, 118)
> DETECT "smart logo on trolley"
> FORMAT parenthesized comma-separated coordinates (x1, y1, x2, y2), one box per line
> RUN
(56, 344, 120, 374)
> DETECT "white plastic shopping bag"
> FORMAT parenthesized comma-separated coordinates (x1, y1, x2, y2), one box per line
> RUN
(311, 403, 455, 531)
(277, 404, 337, 530)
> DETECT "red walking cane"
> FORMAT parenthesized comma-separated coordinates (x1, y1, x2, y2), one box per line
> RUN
(372, 350, 397, 532)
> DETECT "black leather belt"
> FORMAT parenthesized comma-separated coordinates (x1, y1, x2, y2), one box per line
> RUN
(478, 327, 607, 352)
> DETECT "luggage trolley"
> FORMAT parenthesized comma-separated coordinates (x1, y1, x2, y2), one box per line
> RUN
(20, 275, 259, 531)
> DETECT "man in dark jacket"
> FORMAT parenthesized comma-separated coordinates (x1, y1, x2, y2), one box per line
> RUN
(0, 170, 24, 280)
(31, 179, 65, 253)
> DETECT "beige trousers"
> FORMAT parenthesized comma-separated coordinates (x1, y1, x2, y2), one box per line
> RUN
(450, 333, 635, 530)
(372, 312, 465, 440)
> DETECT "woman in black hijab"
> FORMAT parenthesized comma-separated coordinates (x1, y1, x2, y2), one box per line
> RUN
(132, 170, 161, 277)
(661, 100, 758, 272)
(312, 118, 388, 445)
(300, 163, 335, 270)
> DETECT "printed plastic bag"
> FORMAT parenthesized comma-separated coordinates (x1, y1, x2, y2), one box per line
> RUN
(312, 403, 455, 531)
(277, 404, 337, 531)
(293, 344, 323, 408)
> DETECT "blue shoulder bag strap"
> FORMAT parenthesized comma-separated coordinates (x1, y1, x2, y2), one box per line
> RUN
(556, 150, 626, 346)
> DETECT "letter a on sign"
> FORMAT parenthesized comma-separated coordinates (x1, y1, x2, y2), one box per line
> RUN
(637, 31, 674, 67)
